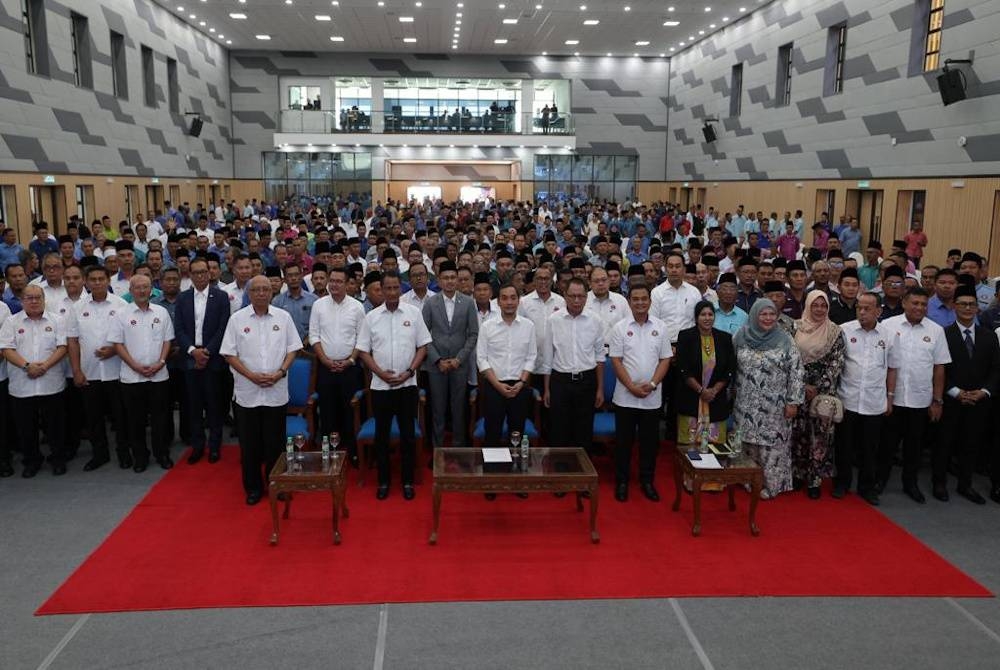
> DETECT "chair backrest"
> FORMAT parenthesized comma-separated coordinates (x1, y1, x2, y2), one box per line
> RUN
(287, 352, 316, 411)
(602, 356, 617, 408)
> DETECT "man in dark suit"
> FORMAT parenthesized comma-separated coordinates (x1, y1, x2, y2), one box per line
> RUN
(939, 284, 1000, 503)
(421, 261, 478, 449)
(175, 257, 231, 464)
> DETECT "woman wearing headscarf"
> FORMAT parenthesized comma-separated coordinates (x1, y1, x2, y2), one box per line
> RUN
(791, 290, 846, 498)
(676, 301, 736, 446)
(733, 299, 806, 498)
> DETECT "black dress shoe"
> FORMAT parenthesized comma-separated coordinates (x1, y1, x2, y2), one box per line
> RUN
(208, 450, 220, 464)
(402, 484, 415, 500)
(932, 485, 949, 502)
(245, 492, 262, 505)
(515, 492, 529, 499)
(22, 465, 40, 479)
(52, 463, 67, 476)
(157, 457, 174, 470)
(861, 491, 881, 506)
(0, 461, 14, 478)
(640, 483, 660, 502)
(874, 479, 887, 495)
(350, 454, 359, 468)
(484, 493, 497, 501)
(990, 486, 1000, 505)
(133, 462, 148, 473)
(118, 454, 133, 470)
(807, 486, 821, 500)
(376, 485, 390, 500)
(904, 485, 926, 504)
(187, 449, 204, 465)
(831, 484, 847, 499)
(83, 457, 109, 472)
(615, 483, 628, 502)
(957, 487, 986, 505)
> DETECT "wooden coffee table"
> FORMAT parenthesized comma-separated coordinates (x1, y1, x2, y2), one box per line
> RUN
(671, 445, 763, 537)
(430, 447, 600, 545)
(268, 451, 349, 546)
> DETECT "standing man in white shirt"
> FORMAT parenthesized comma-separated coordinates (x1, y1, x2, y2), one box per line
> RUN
(586, 266, 629, 348)
(309, 266, 365, 466)
(542, 278, 605, 451)
(0, 285, 68, 477)
(650, 252, 702, 345)
(0, 299, 10, 477)
(221, 275, 302, 505)
(881, 287, 950, 503)
(399, 261, 436, 311)
(833, 293, 896, 506)
(109, 274, 175, 473)
(357, 271, 432, 501)
(609, 283, 673, 502)
(67, 265, 130, 471)
(518, 266, 565, 437)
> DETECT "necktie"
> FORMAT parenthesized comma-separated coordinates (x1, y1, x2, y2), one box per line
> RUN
(964, 329, 974, 358)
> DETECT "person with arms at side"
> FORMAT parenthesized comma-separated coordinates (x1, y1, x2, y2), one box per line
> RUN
(732, 299, 806, 499)
(220, 275, 302, 505)
(783, 260, 809, 320)
(356, 271, 432, 501)
(712, 272, 748, 336)
(0, 296, 10, 477)
(586, 266, 629, 348)
(904, 221, 927, 269)
(927, 267, 958, 328)
(676, 300, 736, 450)
(878, 265, 906, 321)
(272, 262, 316, 343)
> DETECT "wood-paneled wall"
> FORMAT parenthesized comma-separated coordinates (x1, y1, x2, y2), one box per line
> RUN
(638, 178, 1000, 273)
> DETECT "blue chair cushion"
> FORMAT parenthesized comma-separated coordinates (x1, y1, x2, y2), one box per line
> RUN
(592, 411, 616, 437)
(287, 357, 313, 407)
(357, 417, 422, 441)
(472, 418, 539, 440)
(285, 415, 310, 440)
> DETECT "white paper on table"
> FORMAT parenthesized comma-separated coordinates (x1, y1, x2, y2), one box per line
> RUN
(689, 453, 723, 469)
(482, 448, 513, 463)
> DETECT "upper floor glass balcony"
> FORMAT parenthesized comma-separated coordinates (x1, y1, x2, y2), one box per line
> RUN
(279, 110, 575, 136)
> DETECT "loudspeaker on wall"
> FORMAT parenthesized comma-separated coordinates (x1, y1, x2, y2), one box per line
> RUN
(189, 117, 203, 137)
(701, 123, 717, 143)
(937, 69, 966, 106)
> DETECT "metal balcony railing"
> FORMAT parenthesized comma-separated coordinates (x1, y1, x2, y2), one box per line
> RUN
(279, 110, 575, 136)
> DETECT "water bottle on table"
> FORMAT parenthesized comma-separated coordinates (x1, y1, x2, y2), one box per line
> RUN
(285, 436, 294, 470)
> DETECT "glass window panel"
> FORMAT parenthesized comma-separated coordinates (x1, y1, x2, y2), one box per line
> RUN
(263, 152, 287, 179)
(309, 179, 333, 198)
(550, 182, 572, 202)
(593, 155, 614, 181)
(592, 182, 615, 200)
(533, 182, 550, 201)
(353, 152, 372, 179)
(534, 155, 551, 180)
(334, 152, 355, 179)
(572, 155, 593, 182)
(310, 153, 332, 180)
(551, 155, 571, 181)
(614, 155, 637, 181)
(287, 153, 309, 179)
(613, 181, 635, 203)
(264, 179, 286, 203)
(288, 179, 309, 197)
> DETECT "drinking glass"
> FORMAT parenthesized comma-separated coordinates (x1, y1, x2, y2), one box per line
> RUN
(293, 433, 306, 461)
(509, 430, 522, 468)
(330, 432, 341, 451)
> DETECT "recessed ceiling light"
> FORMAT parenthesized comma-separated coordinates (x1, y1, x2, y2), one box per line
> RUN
(519, 145, 525, 148)
(667, 6, 675, 12)
(542, 51, 547, 55)
(452, 45, 458, 49)
(189, 13, 196, 18)
(176, 5, 184, 11)
(255, 34, 270, 40)
(330, 35, 345, 41)
(226, 40, 232, 44)
(565, 39, 579, 45)
(449, 144, 455, 148)
(415, 1, 422, 6)
(739, 7, 746, 11)
(709, 23, 716, 28)
(503, 18, 518, 24)
(198, 21, 206, 26)
(704, 6, 711, 12)
(403, 37, 417, 42)
(229, 12, 246, 19)
(606, 52, 612, 56)
(573, 52, 579, 56)
(663, 20, 679, 26)
(698, 30, 705, 34)
(457, 2, 463, 7)
(456, 12, 462, 16)
(426, 144, 431, 148)
(332, 1, 339, 4)
(285, 0, 292, 4)
(722, 16, 729, 21)
(496, 144, 502, 148)
(688, 35, 695, 40)
(536, 4, 542, 9)
(624, 6, 631, 11)
(218, 34, 224, 38)
(455, 19, 462, 24)
(583, 19, 599, 25)
(579, 4, 587, 10)
(402, 143, 408, 147)
(472, 144, 478, 148)
(377, 1, 384, 5)
(355, 143, 361, 147)
(635, 40, 649, 46)
(315, 14, 331, 21)
(399, 16, 414, 22)
(209, 27, 215, 32)
(494, 38, 508, 44)
(669, 47, 675, 51)
(633, 52, 638, 57)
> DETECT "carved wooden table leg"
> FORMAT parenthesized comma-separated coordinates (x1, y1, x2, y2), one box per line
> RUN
(691, 477, 703, 537)
(749, 473, 762, 537)
(589, 483, 600, 544)
(282, 492, 292, 520)
(331, 488, 341, 545)
(672, 451, 683, 512)
(575, 490, 584, 512)
(268, 486, 280, 546)
(728, 484, 736, 511)
(428, 484, 442, 545)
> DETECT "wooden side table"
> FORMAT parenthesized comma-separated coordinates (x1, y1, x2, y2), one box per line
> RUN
(268, 451, 349, 546)
(671, 445, 763, 537)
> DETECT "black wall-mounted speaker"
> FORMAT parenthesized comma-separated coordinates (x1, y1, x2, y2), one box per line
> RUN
(937, 69, 966, 106)
(702, 123, 717, 143)
(189, 117, 203, 137)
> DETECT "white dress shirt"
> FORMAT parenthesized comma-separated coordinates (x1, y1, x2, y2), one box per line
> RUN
(222, 281, 248, 314)
(443, 292, 456, 325)
(477, 315, 537, 381)
(540, 309, 605, 375)
(308, 294, 366, 359)
(357, 302, 432, 391)
(400, 288, 436, 311)
(66, 293, 128, 382)
(650, 280, 702, 344)
(608, 315, 672, 410)
(586, 290, 629, 343)
(108, 302, 174, 384)
(41, 281, 68, 306)
(947, 324, 996, 397)
(0, 310, 67, 397)
(220, 305, 303, 407)
(192, 286, 209, 348)
(470, 300, 500, 385)
(110, 271, 133, 298)
(0, 301, 10, 382)
(884, 314, 951, 409)
(518, 291, 566, 373)
(838, 320, 895, 416)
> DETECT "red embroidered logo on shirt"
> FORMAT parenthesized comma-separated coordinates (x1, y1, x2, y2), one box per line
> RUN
(272, 324, 280, 331)
(109, 311, 115, 316)
(130, 320, 137, 326)
(153, 318, 160, 324)
(923, 336, 931, 342)
(45, 326, 52, 332)
(243, 327, 251, 334)
(850, 337, 857, 343)
(17, 328, 24, 334)
(82, 312, 89, 317)
(610, 305, 616, 311)
(627, 331, 634, 337)
(652, 330, 659, 337)
(403, 320, 411, 327)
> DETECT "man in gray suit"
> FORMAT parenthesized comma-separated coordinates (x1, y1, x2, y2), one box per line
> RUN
(422, 260, 479, 449)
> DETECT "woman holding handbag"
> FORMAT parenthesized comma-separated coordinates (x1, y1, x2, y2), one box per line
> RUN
(676, 301, 736, 446)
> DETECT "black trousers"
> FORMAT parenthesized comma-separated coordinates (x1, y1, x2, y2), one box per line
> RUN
(62, 380, 84, 456)
(531, 374, 550, 440)
(614, 404, 660, 485)
(481, 380, 532, 449)
(12, 392, 66, 468)
(185, 367, 225, 453)
(123, 381, 170, 465)
(834, 410, 882, 494)
(317, 365, 362, 455)
(235, 403, 285, 495)
(0, 380, 9, 464)
(167, 367, 190, 444)
(940, 398, 989, 490)
(880, 405, 929, 487)
(80, 379, 129, 461)
(372, 387, 418, 487)
(548, 370, 597, 448)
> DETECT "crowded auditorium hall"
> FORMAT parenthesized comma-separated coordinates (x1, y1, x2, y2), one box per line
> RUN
(2, 0, 1000, 668)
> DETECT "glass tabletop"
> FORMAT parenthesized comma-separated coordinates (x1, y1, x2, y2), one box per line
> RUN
(273, 451, 344, 477)
(434, 448, 594, 477)
(675, 443, 759, 470)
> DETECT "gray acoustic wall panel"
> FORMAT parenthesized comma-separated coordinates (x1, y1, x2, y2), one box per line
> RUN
(229, 51, 670, 181)
(0, 0, 231, 178)
(666, 0, 1000, 180)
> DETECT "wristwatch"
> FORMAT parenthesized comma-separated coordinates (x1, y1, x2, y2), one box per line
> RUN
(407, 368, 416, 377)
(650, 381, 659, 390)
(280, 368, 288, 378)
(932, 397, 944, 405)
(22, 362, 29, 372)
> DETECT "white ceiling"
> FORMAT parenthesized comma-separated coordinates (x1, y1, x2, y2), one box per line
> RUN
(155, 0, 768, 57)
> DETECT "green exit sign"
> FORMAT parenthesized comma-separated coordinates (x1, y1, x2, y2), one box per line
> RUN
(856, 180, 870, 188)
(43, 175, 55, 184)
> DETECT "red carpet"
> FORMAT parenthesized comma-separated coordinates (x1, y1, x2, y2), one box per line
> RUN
(38, 446, 989, 614)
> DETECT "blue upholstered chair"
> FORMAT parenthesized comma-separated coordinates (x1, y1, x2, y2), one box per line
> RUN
(351, 369, 426, 486)
(285, 352, 317, 445)
(592, 358, 618, 448)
